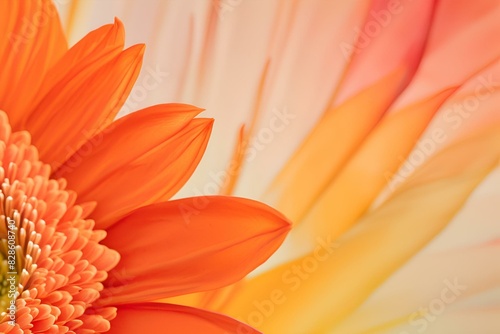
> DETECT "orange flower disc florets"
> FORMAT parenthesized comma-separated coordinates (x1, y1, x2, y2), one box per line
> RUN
(0, 111, 120, 334)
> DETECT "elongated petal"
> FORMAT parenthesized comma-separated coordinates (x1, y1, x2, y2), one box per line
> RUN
(217, 125, 500, 333)
(264, 69, 406, 224)
(54, 104, 209, 229)
(42, 18, 124, 89)
(22, 18, 125, 122)
(0, 0, 67, 127)
(108, 303, 260, 334)
(14, 18, 125, 133)
(97, 196, 290, 305)
(288, 87, 456, 251)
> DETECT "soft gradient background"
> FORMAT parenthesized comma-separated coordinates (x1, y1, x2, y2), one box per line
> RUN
(53, 1, 500, 333)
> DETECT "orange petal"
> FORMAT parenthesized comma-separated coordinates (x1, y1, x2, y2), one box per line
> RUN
(22, 18, 125, 124)
(54, 104, 209, 229)
(25, 43, 144, 169)
(108, 303, 260, 334)
(0, 0, 67, 127)
(97, 196, 290, 305)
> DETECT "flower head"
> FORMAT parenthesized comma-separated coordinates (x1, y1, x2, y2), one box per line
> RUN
(0, 1, 291, 333)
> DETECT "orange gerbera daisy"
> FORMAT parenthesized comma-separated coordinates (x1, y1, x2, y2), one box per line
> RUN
(0, 1, 290, 333)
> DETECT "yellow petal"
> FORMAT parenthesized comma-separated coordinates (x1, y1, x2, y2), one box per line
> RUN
(288, 87, 457, 252)
(264, 68, 407, 224)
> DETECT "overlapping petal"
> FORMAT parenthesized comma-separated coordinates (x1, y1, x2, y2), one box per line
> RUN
(287, 87, 457, 251)
(263, 0, 437, 226)
(26, 42, 144, 168)
(55, 104, 211, 229)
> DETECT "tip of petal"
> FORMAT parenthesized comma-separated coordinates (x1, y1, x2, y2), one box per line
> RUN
(113, 17, 123, 28)
(133, 43, 146, 56)
(192, 118, 215, 136)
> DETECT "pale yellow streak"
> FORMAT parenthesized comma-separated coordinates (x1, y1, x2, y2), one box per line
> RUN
(64, 0, 80, 40)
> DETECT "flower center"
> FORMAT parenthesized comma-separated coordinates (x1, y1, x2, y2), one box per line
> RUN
(0, 175, 42, 315)
(0, 111, 120, 333)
